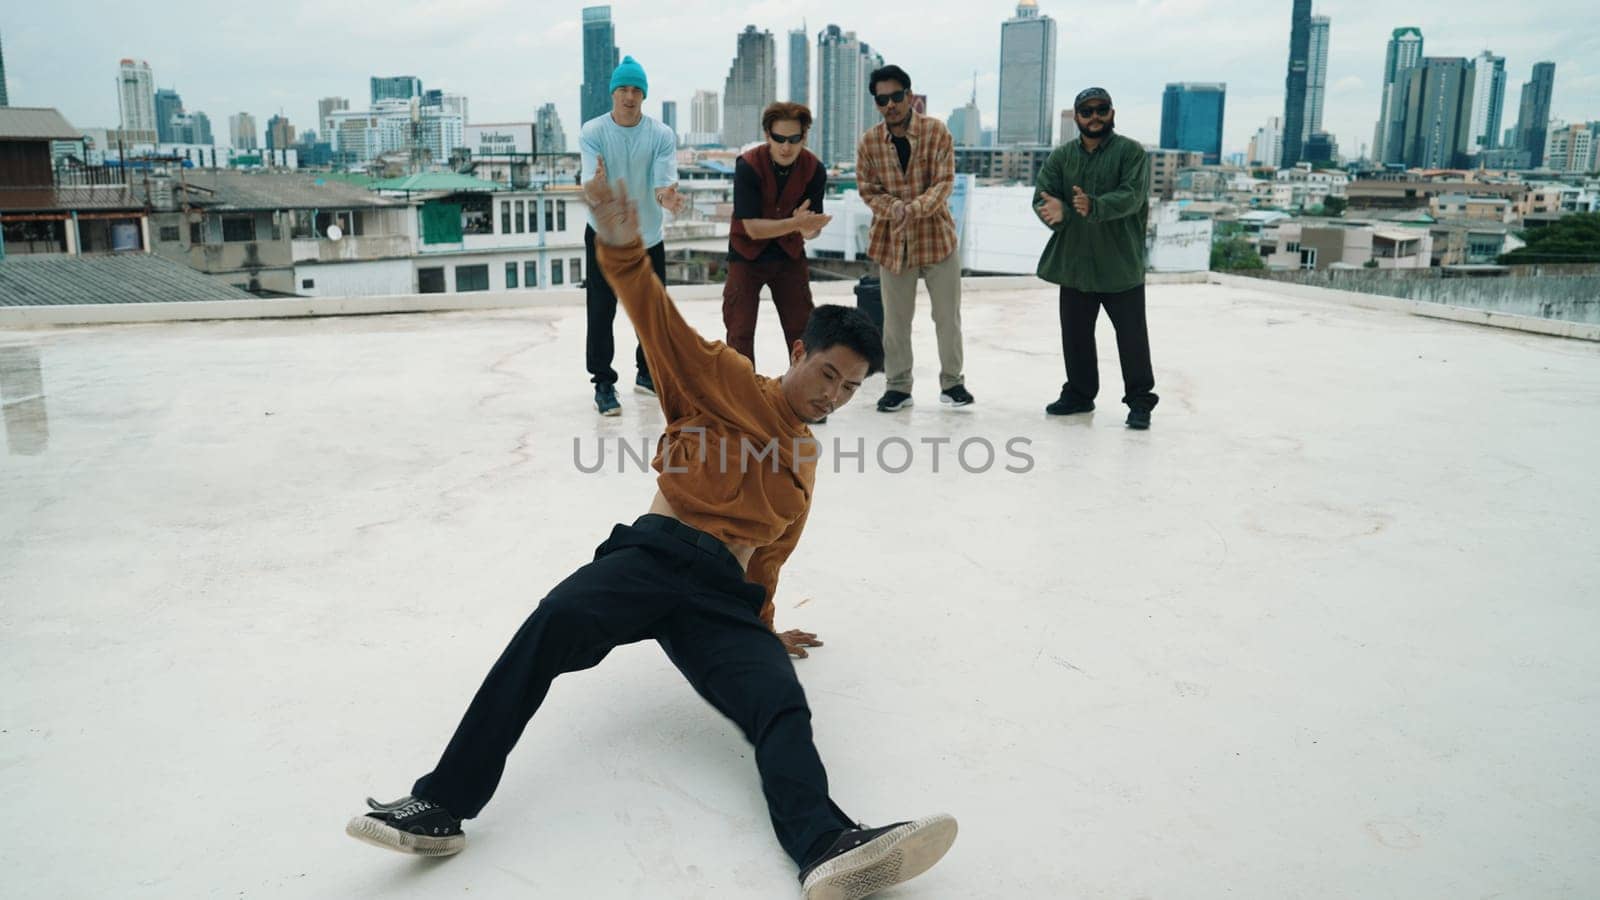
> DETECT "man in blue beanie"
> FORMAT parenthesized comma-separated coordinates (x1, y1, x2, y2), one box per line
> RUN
(579, 55, 687, 416)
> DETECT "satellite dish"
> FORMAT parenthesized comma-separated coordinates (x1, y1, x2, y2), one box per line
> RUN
(326, 224, 343, 241)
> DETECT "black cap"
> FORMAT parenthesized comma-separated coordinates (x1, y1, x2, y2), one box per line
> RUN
(1074, 87, 1112, 108)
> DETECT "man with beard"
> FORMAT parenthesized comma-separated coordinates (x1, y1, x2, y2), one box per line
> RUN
(1033, 87, 1158, 430)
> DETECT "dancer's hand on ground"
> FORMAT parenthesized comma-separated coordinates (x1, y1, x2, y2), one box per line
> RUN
(1036, 191, 1065, 225)
(793, 198, 832, 237)
(779, 628, 824, 659)
(584, 157, 641, 247)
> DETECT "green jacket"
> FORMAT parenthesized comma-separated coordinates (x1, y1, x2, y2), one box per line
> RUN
(1033, 133, 1151, 292)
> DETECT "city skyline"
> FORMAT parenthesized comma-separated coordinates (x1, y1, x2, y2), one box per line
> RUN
(4, 1, 1597, 161)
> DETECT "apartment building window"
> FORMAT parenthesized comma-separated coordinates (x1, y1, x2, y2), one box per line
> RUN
(158, 225, 181, 243)
(557, 200, 567, 231)
(544, 199, 554, 232)
(500, 201, 511, 234)
(524, 260, 538, 287)
(514, 201, 525, 234)
(221, 216, 257, 242)
(1299, 248, 1317, 270)
(455, 264, 490, 292)
(418, 267, 446, 294)
(551, 258, 564, 285)
(505, 261, 519, 288)
(569, 257, 582, 284)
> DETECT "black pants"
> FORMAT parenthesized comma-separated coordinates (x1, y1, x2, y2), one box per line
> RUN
(585, 226, 666, 386)
(411, 515, 853, 867)
(1059, 285, 1159, 412)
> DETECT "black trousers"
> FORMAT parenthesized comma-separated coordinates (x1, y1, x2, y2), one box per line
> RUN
(585, 226, 666, 386)
(1059, 285, 1159, 412)
(411, 515, 853, 866)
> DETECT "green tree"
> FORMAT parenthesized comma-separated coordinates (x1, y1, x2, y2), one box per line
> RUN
(1499, 212, 1600, 264)
(1211, 237, 1265, 271)
(1323, 196, 1347, 216)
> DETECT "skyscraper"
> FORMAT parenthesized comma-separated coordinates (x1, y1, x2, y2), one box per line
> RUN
(689, 89, 719, 146)
(1513, 62, 1556, 167)
(1249, 116, 1283, 166)
(0, 30, 9, 106)
(370, 76, 422, 104)
(117, 59, 158, 143)
(1278, 0, 1311, 167)
(154, 88, 184, 144)
(1398, 57, 1475, 169)
(997, 0, 1057, 146)
(1372, 27, 1423, 165)
(266, 114, 296, 151)
(1160, 83, 1227, 164)
(660, 101, 677, 137)
(188, 111, 214, 146)
(949, 78, 981, 146)
(723, 25, 778, 148)
(318, 97, 349, 133)
(817, 25, 870, 166)
(1304, 15, 1330, 139)
(1466, 51, 1507, 153)
(537, 102, 568, 154)
(229, 112, 258, 151)
(581, 6, 620, 124)
(789, 25, 810, 105)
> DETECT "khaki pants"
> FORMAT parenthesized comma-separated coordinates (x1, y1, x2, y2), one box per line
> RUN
(879, 249, 964, 393)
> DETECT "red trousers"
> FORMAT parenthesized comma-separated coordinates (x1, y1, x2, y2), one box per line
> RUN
(722, 255, 814, 366)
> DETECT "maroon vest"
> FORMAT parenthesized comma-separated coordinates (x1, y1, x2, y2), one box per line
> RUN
(728, 144, 820, 262)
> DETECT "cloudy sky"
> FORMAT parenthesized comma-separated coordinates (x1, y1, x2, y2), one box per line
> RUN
(5, 1, 1597, 156)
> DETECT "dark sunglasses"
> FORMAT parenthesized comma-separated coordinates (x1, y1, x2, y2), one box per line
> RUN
(768, 131, 806, 144)
(1077, 103, 1112, 117)
(873, 89, 908, 107)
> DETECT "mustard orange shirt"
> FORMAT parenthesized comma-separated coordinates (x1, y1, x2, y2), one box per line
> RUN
(595, 238, 816, 628)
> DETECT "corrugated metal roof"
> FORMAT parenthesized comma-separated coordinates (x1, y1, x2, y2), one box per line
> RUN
(0, 185, 145, 212)
(0, 254, 254, 306)
(370, 172, 506, 192)
(143, 171, 401, 211)
(0, 107, 83, 140)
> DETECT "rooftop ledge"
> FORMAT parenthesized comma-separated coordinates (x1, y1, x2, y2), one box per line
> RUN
(3, 274, 1599, 898)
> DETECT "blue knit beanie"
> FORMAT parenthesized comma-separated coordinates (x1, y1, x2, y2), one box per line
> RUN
(610, 56, 648, 97)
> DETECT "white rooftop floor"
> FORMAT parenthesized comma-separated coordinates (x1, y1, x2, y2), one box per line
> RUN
(3, 282, 1599, 899)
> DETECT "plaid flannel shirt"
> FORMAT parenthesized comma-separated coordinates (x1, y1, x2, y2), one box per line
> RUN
(856, 111, 959, 274)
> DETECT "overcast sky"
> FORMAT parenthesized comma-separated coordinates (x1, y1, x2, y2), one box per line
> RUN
(5, 1, 1597, 156)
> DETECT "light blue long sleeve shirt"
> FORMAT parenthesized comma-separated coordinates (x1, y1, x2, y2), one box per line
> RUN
(579, 114, 679, 247)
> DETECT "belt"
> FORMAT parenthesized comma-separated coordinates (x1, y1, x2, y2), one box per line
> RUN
(634, 514, 737, 566)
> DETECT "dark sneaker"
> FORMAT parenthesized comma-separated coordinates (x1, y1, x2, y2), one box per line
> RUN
(876, 390, 913, 412)
(346, 795, 465, 857)
(1045, 393, 1095, 416)
(1126, 408, 1152, 430)
(799, 814, 958, 900)
(939, 385, 974, 407)
(634, 372, 656, 397)
(595, 384, 621, 417)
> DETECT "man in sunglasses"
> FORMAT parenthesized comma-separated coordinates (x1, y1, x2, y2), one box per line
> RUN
(856, 65, 973, 413)
(1033, 87, 1158, 430)
(724, 102, 832, 371)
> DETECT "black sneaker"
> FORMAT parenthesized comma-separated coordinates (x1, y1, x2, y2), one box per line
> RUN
(634, 372, 656, 396)
(876, 390, 913, 412)
(595, 384, 621, 417)
(1045, 393, 1094, 416)
(1126, 408, 1152, 430)
(798, 814, 959, 899)
(345, 795, 465, 857)
(939, 385, 975, 407)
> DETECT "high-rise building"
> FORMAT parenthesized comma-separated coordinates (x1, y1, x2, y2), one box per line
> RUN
(723, 25, 778, 148)
(187, 111, 214, 146)
(117, 59, 158, 143)
(1466, 51, 1507, 154)
(1543, 121, 1595, 174)
(858, 41, 884, 149)
(1397, 57, 1474, 169)
(1372, 26, 1423, 164)
(1249, 116, 1283, 167)
(789, 25, 810, 105)
(536, 102, 567, 154)
(154, 88, 184, 143)
(318, 97, 349, 133)
(1304, 15, 1330, 139)
(266, 114, 296, 151)
(370, 76, 422, 105)
(1058, 109, 1077, 145)
(582, 6, 620, 124)
(817, 25, 869, 166)
(660, 101, 677, 139)
(949, 78, 982, 146)
(1513, 62, 1556, 167)
(1160, 82, 1226, 164)
(1303, 131, 1338, 164)
(1278, 0, 1311, 167)
(689, 89, 719, 146)
(229, 112, 258, 151)
(423, 90, 469, 125)
(997, 0, 1057, 146)
(0, 30, 9, 106)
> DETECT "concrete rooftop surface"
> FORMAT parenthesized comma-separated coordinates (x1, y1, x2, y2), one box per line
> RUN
(3, 279, 1599, 899)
